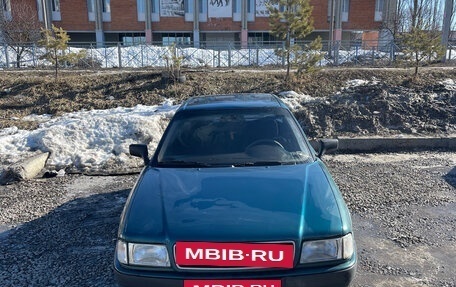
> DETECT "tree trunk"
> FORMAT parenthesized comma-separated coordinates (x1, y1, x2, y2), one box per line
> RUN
(55, 59, 58, 79)
(414, 52, 419, 77)
(285, 31, 291, 81)
(16, 53, 20, 68)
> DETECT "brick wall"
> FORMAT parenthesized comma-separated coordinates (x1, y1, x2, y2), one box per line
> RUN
(57, 0, 94, 31)
(11, 0, 382, 35)
(200, 18, 242, 31)
(248, 17, 269, 31)
(343, 0, 380, 30)
(153, 17, 193, 31)
(108, 0, 143, 31)
(311, 0, 329, 30)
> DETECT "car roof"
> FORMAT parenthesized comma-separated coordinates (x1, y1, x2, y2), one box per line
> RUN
(178, 94, 288, 111)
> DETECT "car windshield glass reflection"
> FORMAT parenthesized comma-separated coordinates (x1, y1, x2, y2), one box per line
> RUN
(156, 108, 312, 167)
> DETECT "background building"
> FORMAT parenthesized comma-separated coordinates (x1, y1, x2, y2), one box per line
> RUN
(2, 0, 396, 47)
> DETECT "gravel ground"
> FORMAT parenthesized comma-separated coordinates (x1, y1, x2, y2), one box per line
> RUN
(0, 152, 455, 287)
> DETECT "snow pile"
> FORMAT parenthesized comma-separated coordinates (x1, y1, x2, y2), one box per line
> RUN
(0, 102, 178, 174)
(439, 78, 456, 91)
(278, 91, 328, 110)
(344, 78, 380, 89)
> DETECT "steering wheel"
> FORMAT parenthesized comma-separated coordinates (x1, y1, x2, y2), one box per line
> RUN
(246, 139, 285, 150)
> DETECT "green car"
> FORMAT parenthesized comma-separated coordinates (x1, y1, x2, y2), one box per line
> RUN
(115, 94, 356, 287)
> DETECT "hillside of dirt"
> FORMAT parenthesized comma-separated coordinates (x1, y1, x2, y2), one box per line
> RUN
(0, 68, 455, 138)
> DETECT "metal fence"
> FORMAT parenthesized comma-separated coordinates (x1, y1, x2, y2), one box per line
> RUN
(0, 40, 454, 69)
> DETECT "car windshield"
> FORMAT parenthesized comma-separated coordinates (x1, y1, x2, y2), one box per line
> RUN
(156, 107, 312, 167)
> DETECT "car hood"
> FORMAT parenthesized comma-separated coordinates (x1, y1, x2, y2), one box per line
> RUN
(120, 161, 349, 243)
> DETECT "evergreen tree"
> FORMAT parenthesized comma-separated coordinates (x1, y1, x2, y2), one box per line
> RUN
(38, 25, 86, 78)
(401, 28, 445, 77)
(268, 0, 322, 80)
(400, 0, 446, 77)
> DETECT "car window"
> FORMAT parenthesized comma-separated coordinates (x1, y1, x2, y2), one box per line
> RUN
(156, 108, 312, 167)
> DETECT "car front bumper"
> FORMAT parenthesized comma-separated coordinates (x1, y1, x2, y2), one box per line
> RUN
(114, 256, 356, 287)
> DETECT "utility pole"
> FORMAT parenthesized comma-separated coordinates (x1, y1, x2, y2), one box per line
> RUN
(241, 0, 248, 48)
(441, 0, 453, 62)
(328, 0, 334, 56)
(145, 0, 152, 44)
(41, 0, 49, 30)
(333, 0, 342, 64)
(95, 0, 104, 47)
(194, 0, 200, 48)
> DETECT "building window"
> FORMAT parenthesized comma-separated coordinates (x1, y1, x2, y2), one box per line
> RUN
(87, 0, 110, 22)
(121, 33, 146, 45)
(341, 0, 349, 22)
(88, 0, 95, 21)
(233, 0, 240, 21)
(138, 0, 159, 22)
(248, 32, 278, 46)
(51, 0, 61, 20)
(162, 33, 192, 46)
(247, 0, 254, 21)
(102, 0, 111, 21)
(327, 0, 349, 22)
(2, 0, 11, 20)
(51, 0, 60, 12)
(375, 0, 383, 21)
(199, 0, 207, 22)
(2, 0, 11, 12)
(36, 0, 61, 21)
(102, 0, 110, 13)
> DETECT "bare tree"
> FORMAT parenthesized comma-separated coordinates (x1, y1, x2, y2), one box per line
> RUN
(381, 0, 408, 40)
(406, 0, 443, 31)
(0, 0, 41, 67)
(400, 0, 445, 76)
(451, 0, 456, 31)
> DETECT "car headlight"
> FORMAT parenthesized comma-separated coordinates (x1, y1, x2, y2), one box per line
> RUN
(300, 233, 354, 264)
(116, 240, 170, 267)
(116, 240, 128, 264)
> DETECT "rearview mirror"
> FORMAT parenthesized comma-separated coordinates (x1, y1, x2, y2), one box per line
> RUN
(310, 139, 339, 158)
(129, 144, 150, 165)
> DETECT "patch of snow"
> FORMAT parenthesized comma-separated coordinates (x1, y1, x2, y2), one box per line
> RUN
(0, 126, 19, 137)
(439, 79, 456, 90)
(0, 44, 410, 69)
(278, 91, 327, 110)
(0, 101, 179, 174)
(345, 79, 370, 88)
(22, 114, 52, 123)
(343, 78, 380, 90)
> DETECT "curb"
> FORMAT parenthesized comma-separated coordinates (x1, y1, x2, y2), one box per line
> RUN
(0, 152, 49, 185)
(335, 137, 456, 153)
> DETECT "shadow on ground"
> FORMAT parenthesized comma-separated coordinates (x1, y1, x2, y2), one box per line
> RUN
(443, 166, 456, 189)
(0, 189, 130, 287)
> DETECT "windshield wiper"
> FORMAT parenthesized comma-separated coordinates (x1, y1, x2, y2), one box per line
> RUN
(233, 161, 284, 167)
(157, 160, 212, 167)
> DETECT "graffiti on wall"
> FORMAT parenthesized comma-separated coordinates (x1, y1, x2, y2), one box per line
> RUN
(208, 0, 232, 17)
(160, 0, 184, 17)
(256, 0, 275, 17)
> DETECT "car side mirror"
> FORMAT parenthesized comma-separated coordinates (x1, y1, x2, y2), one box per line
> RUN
(129, 144, 150, 165)
(310, 139, 339, 158)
